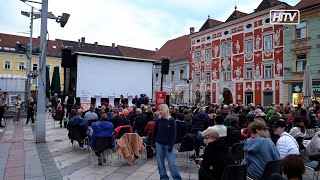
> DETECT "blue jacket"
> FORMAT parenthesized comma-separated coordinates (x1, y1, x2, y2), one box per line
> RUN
(244, 136, 280, 179)
(193, 112, 209, 129)
(90, 121, 114, 148)
(67, 116, 88, 132)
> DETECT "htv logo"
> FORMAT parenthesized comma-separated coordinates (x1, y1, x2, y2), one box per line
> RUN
(270, 10, 300, 25)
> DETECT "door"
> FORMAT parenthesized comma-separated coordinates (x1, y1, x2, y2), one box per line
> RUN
(205, 92, 211, 105)
(263, 91, 273, 106)
(245, 92, 253, 105)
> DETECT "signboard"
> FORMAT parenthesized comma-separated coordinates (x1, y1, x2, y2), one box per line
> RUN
(292, 83, 320, 93)
(80, 90, 91, 111)
(155, 91, 166, 111)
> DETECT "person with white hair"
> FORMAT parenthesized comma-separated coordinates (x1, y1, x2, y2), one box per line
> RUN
(197, 128, 234, 180)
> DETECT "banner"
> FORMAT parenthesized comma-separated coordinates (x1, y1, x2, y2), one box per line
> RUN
(156, 91, 166, 111)
(80, 90, 91, 111)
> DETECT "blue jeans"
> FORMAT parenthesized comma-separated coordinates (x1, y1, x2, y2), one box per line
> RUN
(155, 142, 182, 180)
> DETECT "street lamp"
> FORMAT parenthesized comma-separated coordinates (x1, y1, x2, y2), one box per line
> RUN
(20, 0, 70, 143)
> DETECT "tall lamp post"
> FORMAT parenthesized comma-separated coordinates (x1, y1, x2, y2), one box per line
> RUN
(20, 0, 70, 143)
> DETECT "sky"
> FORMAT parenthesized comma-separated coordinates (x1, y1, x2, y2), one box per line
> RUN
(0, 0, 300, 51)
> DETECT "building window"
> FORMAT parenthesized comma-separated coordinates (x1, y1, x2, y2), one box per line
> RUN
(171, 71, 175, 81)
(264, 65, 272, 78)
(4, 61, 11, 70)
(296, 54, 306, 72)
(46, 65, 51, 72)
(264, 35, 273, 50)
(18, 62, 25, 70)
(226, 42, 232, 56)
(195, 52, 200, 64)
(245, 39, 253, 53)
(296, 21, 306, 39)
(180, 69, 184, 80)
(32, 63, 38, 71)
(195, 73, 200, 83)
(31, 78, 37, 85)
(155, 73, 158, 82)
(225, 67, 232, 81)
(245, 67, 253, 79)
(205, 49, 211, 63)
(163, 74, 167, 82)
(221, 43, 226, 57)
(206, 72, 211, 82)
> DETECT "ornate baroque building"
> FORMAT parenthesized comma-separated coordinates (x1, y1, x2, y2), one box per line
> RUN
(189, 0, 290, 106)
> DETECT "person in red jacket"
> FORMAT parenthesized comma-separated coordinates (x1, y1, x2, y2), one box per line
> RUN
(55, 105, 64, 127)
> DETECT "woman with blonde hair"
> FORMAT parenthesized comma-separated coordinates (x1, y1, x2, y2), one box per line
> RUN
(153, 104, 182, 180)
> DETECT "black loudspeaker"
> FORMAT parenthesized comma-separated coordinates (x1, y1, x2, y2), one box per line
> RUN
(61, 48, 72, 68)
(161, 57, 170, 74)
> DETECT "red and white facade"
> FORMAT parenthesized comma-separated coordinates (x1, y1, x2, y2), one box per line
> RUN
(190, 6, 286, 106)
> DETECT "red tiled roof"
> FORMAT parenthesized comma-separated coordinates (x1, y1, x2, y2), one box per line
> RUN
(0, 33, 62, 57)
(151, 35, 190, 62)
(199, 18, 223, 32)
(226, 10, 248, 22)
(294, 0, 320, 10)
(255, 0, 285, 12)
(117, 45, 155, 59)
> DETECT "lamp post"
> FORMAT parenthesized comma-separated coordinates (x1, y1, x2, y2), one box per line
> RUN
(20, 0, 70, 143)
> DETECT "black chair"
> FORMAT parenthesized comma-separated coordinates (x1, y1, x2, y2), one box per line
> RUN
(87, 119, 98, 126)
(261, 160, 282, 180)
(89, 136, 114, 167)
(295, 136, 305, 151)
(231, 143, 244, 165)
(305, 152, 320, 180)
(68, 124, 88, 150)
(222, 164, 247, 180)
(226, 130, 241, 147)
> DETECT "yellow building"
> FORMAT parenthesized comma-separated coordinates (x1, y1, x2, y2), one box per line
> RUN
(0, 33, 64, 98)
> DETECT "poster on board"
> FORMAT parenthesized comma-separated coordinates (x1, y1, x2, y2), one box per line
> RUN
(155, 91, 166, 111)
(80, 90, 91, 111)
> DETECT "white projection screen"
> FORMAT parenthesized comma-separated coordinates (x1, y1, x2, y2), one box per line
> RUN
(76, 54, 153, 99)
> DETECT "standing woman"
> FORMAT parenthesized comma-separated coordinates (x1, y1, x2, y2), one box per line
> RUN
(153, 104, 182, 180)
(13, 95, 22, 124)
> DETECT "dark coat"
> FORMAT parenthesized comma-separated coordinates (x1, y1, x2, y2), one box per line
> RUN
(201, 139, 234, 179)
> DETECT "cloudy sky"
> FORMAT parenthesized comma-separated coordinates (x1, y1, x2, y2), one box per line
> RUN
(1, 0, 299, 50)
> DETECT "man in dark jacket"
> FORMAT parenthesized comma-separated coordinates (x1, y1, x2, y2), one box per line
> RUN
(112, 109, 125, 128)
(133, 108, 147, 136)
(67, 109, 88, 149)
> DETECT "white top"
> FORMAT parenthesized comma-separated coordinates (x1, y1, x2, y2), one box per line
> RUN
(289, 127, 306, 138)
(202, 125, 227, 138)
(276, 132, 299, 159)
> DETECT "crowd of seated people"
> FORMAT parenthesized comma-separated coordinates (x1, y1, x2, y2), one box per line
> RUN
(62, 97, 320, 176)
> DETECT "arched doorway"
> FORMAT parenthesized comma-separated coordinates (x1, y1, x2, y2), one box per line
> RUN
(223, 88, 233, 105)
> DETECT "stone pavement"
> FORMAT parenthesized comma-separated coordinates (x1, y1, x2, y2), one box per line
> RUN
(0, 113, 198, 180)
(0, 113, 316, 180)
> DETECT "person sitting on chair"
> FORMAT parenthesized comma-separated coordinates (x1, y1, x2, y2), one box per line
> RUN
(84, 105, 98, 126)
(55, 104, 64, 127)
(90, 113, 114, 165)
(281, 154, 305, 180)
(67, 108, 88, 149)
(244, 118, 280, 179)
(197, 128, 234, 180)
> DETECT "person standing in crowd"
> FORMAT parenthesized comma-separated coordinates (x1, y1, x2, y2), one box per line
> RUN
(26, 96, 35, 125)
(0, 92, 8, 127)
(273, 119, 299, 159)
(51, 93, 59, 117)
(153, 104, 182, 180)
(120, 95, 126, 108)
(13, 95, 22, 124)
(244, 119, 280, 179)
